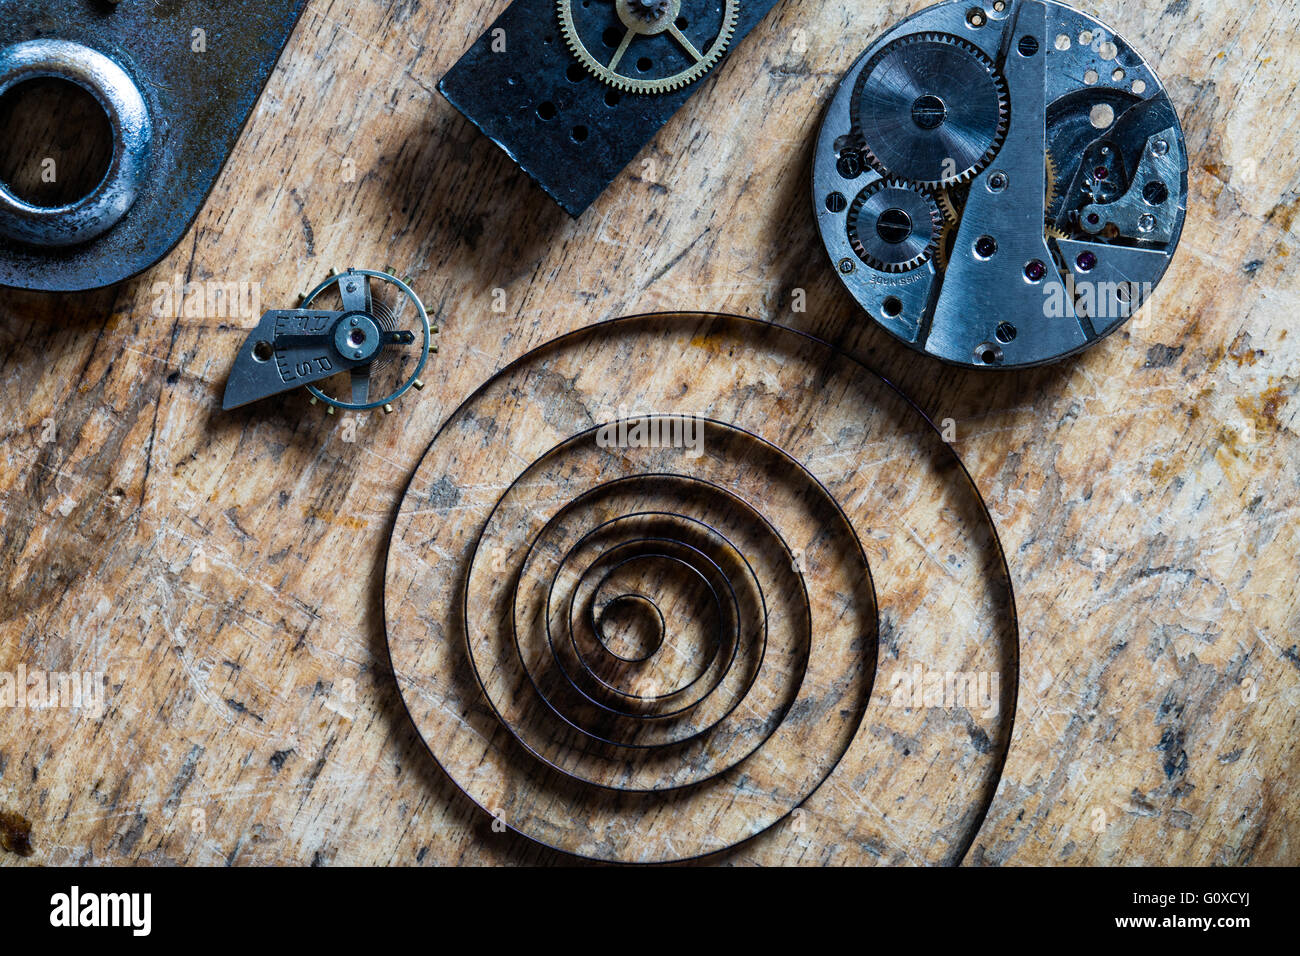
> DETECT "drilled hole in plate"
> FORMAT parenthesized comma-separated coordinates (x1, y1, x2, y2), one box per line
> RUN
(881, 296, 903, 318)
(252, 340, 275, 362)
(966, 8, 986, 27)
(1143, 180, 1169, 205)
(1055, 33, 1071, 50)
(537, 101, 558, 120)
(1112, 67, 1126, 82)
(566, 63, 585, 82)
(571, 125, 589, 143)
(976, 343, 1002, 365)
(1089, 102, 1114, 128)
(1098, 40, 1117, 60)
(1084, 68, 1099, 85)
(604, 89, 621, 107)
(0, 77, 114, 207)
(602, 26, 623, 48)
(1132, 78, 1147, 94)
(637, 56, 654, 73)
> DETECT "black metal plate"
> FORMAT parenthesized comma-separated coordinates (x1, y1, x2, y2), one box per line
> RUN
(439, 0, 782, 217)
(0, 0, 309, 292)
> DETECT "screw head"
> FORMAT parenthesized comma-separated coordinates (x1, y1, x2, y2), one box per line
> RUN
(838, 257, 855, 274)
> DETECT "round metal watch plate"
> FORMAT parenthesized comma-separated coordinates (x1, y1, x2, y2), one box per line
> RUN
(812, 0, 1188, 369)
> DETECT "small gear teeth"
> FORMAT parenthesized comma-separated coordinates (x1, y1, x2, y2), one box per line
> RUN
(558, 0, 738, 95)
(1044, 150, 1060, 212)
(851, 32, 1009, 189)
(845, 178, 943, 274)
(935, 189, 960, 225)
(936, 221, 956, 270)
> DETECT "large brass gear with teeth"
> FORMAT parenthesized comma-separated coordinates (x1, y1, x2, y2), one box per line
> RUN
(850, 32, 1009, 188)
(558, 0, 738, 95)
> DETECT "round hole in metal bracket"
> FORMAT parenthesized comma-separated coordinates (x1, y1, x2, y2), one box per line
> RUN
(0, 39, 152, 248)
(0, 78, 113, 207)
(881, 296, 903, 318)
(252, 340, 274, 363)
(1143, 180, 1169, 205)
(974, 234, 998, 259)
(571, 125, 589, 143)
(636, 57, 654, 73)
(966, 8, 986, 28)
(566, 63, 585, 83)
(537, 101, 557, 120)
(976, 343, 1002, 365)
(602, 27, 623, 48)
(1089, 102, 1114, 128)
(604, 89, 621, 107)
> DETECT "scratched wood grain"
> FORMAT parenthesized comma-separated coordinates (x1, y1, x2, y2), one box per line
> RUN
(0, 0, 1296, 865)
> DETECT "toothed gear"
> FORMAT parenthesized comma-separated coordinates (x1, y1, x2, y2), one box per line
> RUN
(846, 179, 942, 273)
(628, 0, 671, 18)
(850, 33, 1009, 187)
(558, 0, 739, 95)
(1044, 150, 1060, 214)
(935, 188, 960, 224)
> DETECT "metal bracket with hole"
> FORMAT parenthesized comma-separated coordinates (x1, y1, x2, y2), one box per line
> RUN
(438, 0, 782, 217)
(0, 0, 309, 293)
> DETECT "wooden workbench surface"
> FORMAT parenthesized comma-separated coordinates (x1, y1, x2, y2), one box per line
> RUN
(0, 0, 1296, 865)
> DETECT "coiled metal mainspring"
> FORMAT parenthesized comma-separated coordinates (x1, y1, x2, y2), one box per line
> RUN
(466, 421, 872, 799)
(385, 313, 1019, 864)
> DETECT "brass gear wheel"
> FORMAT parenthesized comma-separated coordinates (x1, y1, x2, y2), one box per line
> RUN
(558, 0, 739, 94)
(1044, 150, 1060, 216)
(1044, 151, 1069, 239)
(935, 188, 960, 225)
